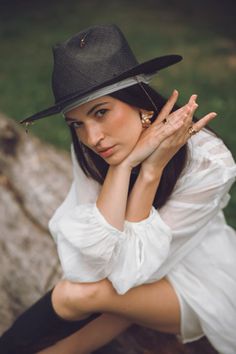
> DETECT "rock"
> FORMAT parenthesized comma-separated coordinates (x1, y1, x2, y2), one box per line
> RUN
(0, 113, 70, 332)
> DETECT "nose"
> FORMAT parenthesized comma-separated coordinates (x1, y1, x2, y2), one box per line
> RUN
(85, 122, 105, 148)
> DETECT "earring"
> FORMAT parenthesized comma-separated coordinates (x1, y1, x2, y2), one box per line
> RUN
(141, 111, 154, 128)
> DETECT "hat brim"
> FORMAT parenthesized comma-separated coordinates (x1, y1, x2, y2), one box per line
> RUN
(20, 54, 182, 124)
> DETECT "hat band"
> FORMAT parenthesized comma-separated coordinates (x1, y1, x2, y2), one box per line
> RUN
(62, 74, 153, 115)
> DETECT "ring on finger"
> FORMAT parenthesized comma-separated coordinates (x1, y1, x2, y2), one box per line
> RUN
(162, 118, 169, 125)
(188, 125, 198, 136)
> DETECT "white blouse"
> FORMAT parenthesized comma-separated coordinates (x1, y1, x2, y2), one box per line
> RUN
(49, 129, 235, 293)
(49, 129, 236, 352)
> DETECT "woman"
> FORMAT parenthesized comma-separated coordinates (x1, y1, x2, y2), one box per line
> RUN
(1, 24, 235, 354)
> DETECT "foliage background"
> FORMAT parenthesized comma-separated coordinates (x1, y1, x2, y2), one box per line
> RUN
(0, 0, 235, 226)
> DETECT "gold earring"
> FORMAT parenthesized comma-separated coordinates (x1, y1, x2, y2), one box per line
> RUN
(141, 111, 154, 128)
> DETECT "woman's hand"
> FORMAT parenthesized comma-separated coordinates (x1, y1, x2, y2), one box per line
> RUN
(121, 90, 190, 169)
(141, 94, 217, 177)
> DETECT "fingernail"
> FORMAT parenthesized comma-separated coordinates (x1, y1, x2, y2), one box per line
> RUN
(173, 89, 178, 95)
(212, 112, 217, 117)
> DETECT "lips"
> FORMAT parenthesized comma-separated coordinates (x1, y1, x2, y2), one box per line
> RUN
(97, 145, 116, 158)
(97, 146, 113, 153)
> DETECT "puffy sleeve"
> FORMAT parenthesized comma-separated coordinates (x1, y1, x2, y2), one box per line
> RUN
(55, 204, 171, 291)
(49, 145, 172, 294)
(157, 130, 236, 275)
(108, 207, 172, 294)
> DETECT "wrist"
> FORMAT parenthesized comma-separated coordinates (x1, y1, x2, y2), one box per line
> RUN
(139, 165, 163, 183)
(116, 158, 133, 172)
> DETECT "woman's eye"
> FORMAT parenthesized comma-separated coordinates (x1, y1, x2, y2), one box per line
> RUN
(95, 109, 108, 118)
(71, 121, 83, 129)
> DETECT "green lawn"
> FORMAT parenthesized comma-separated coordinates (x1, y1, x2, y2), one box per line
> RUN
(0, 0, 235, 226)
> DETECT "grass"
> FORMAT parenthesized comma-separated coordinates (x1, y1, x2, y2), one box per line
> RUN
(0, 0, 235, 226)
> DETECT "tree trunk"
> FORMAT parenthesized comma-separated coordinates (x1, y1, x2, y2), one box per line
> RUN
(0, 113, 217, 353)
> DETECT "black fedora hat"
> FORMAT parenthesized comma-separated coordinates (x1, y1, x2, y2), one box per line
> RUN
(20, 24, 182, 125)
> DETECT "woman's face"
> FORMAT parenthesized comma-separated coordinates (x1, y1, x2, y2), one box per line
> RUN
(65, 96, 143, 165)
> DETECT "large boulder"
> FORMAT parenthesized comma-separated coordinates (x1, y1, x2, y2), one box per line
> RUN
(0, 113, 70, 331)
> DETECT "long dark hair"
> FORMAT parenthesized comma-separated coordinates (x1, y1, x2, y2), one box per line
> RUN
(70, 83, 188, 209)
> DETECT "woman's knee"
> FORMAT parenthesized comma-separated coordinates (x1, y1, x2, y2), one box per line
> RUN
(51, 279, 113, 320)
(76, 278, 117, 312)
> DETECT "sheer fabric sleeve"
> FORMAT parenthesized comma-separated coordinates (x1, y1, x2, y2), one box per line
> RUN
(108, 207, 172, 294)
(158, 130, 236, 267)
(55, 203, 171, 292)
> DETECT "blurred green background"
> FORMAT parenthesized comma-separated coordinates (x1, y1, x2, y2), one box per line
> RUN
(0, 0, 235, 226)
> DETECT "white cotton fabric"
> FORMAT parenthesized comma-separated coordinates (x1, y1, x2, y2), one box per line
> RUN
(48, 128, 236, 353)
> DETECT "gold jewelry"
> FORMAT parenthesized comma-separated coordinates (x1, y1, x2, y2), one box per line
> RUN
(188, 126, 198, 136)
(162, 118, 168, 125)
(141, 111, 154, 128)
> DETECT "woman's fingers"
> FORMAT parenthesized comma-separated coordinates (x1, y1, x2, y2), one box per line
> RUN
(155, 89, 179, 124)
(188, 94, 198, 105)
(157, 93, 198, 128)
(140, 90, 216, 158)
(155, 95, 199, 144)
(192, 112, 217, 132)
(184, 95, 198, 119)
(154, 101, 197, 142)
(158, 100, 199, 147)
(183, 101, 199, 126)
(167, 99, 198, 132)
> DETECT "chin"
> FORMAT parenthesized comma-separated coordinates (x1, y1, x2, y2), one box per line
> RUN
(104, 151, 127, 166)
(105, 157, 122, 166)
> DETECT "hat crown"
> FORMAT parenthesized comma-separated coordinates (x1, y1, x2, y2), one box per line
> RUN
(20, 23, 182, 124)
(52, 24, 138, 102)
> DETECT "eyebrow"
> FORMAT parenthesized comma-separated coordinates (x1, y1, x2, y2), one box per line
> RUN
(65, 102, 109, 122)
(87, 102, 109, 115)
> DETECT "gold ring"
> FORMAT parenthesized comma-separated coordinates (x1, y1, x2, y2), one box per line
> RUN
(188, 126, 198, 136)
(162, 118, 168, 125)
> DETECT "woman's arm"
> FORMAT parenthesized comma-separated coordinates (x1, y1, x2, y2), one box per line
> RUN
(95, 90, 185, 229)
(126, 91, 217, 222)
(125, 92, 198, 222)
(126, 169, 162, 222)
(96, 164, 132, 231)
